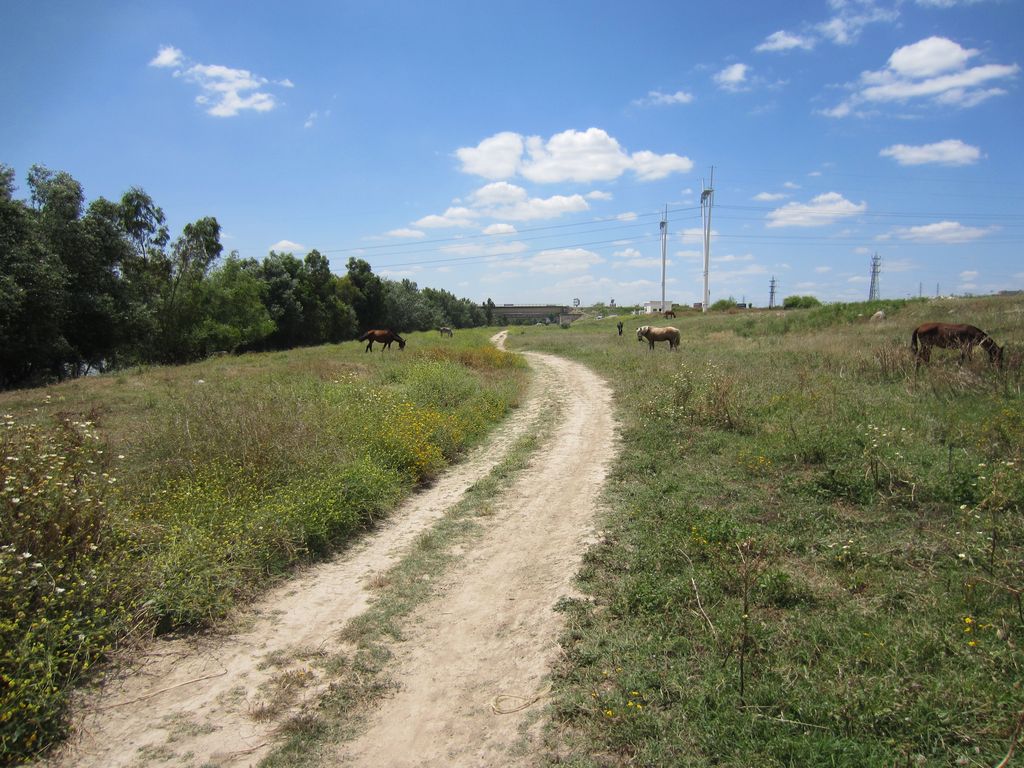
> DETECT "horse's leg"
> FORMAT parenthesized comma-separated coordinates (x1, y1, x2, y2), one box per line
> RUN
(365, 341, 372, 352)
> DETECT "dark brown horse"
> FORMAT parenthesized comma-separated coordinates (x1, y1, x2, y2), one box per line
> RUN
(911, 322, 1003, 367)
(636, 325, 680, 351)
(359, 329, 406, 352)
(664, 309, 677, 318)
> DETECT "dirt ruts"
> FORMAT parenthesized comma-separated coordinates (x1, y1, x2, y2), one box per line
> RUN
(44, 333, 617, 768)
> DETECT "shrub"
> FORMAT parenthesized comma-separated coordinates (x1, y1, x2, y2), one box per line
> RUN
(1, 416, 136, 760)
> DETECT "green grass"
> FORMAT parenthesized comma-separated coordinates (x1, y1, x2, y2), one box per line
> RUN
(505, 296, 1023, 767)
(0, 328, 526, 764)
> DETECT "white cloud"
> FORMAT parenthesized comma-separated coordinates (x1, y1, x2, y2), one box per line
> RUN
(149, 46, 183, 68)
(587, 190, 613, 201)
(483, 223, 517, 235)
(817, 3, 898, 45)
(470, 181, 527, 207)
(269, 239, 306, 253)
(387, 228, 426, 239)
(414, 206, 478, 229)
(714, 63, 750, 91)
(766, 192, 867, 228)
(826, 37, 1019, 116)
(756, 31, 814, 52)
(457, 128, 692, 183)
(439, 241, 527, 258)
(879, 139, 981, 166)
(456, 132, 524, 179)
(753, 192, 788, 201)
(680, 227, 717, 243)
(960, 270, 978, 279)
(528, 248, 604, 275)
(415, 182, 589, 229)
(815, 266, 832, 273)
(634, 89, 695, 106)
(616, 212, 638, 222)
(885, 220, 995, 243)
(886, 36, 976, 78)
(149, 46, 291, 117)
(612, 247, 667, 270)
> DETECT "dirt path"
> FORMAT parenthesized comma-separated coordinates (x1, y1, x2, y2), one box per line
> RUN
(44, 333, 616, 768)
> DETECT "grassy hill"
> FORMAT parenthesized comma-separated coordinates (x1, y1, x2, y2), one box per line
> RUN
(0, 329, 526, 762)
(506, 295, 1023, 767)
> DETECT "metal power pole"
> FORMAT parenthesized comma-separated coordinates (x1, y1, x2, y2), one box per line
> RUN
(868, 252, 881, 301)
(700, 168, 715, 313)
(768, 276, 777, 309)
(659, 205, 668, 311)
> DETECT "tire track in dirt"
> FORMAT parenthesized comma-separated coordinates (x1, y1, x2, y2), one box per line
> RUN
(43, 334, 550, 768)
(334, 348, 616, 767)
(42, 334, 618, 768)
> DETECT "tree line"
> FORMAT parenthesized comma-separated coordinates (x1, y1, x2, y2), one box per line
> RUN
(0, 164, 496, 389)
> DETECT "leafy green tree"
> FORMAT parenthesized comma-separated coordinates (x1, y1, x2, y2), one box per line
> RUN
(193, 253, 275, 355)
(421, 286, 484, 328)
(382, 278, 442, 332)
(156, 217, 223, 361)
(118, 187, 170, 359)
(256, 251, 308, 348)
(710, 297, 738, 311)
(0, 165, 69, 386)
(344, 257, 386, 330)
(484, 298, 495, 325)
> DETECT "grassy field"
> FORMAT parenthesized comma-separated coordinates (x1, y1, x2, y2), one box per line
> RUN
(504, 296, 1023, 767)
(0, 329, 526, 763)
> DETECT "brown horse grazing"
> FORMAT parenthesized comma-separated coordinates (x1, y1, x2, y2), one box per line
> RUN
(636, 325, 680, 351)
(358, 329, 406, 352)
(439, 326, 453, 337)
(664, 309, 676, 318)
(911, 322, 1003, 367)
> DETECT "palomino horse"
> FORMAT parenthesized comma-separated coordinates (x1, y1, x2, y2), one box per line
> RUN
(358, 329, 406, 352)
(637, 325, 680, 351)
(439, 326, 453, 337)
(911, 322, 1003, 367)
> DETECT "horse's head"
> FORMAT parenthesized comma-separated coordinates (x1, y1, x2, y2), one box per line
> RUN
(636, 326, 647, 341)
(991, 343, 1005, 367)
(398, 338, 407, 350)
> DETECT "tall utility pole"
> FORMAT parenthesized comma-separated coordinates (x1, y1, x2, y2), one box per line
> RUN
(659, 205, 668, 311)
(868, 252, 881, 301)
(700, 168, 715, 313)
(768, 276, 777, 309)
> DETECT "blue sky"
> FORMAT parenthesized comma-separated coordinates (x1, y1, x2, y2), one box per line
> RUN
(2, 0, 1022, 307)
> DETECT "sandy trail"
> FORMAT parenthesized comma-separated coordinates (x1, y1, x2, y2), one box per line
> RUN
(335, 347, 614, 767)
(44, 332, 616, 768)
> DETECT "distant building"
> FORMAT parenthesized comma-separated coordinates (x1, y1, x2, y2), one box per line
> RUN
(643, 300, 675, 314)
(486, 304, 580, 324)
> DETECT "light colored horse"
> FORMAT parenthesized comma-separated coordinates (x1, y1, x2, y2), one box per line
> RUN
(636, 325, 680, 351)
(439, 326, 453, 337)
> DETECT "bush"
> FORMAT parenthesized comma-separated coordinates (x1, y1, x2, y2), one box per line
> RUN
(783, 295, 822, 309)
(1, 417, 136, 760)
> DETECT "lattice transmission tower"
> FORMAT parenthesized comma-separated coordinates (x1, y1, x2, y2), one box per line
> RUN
(868, 253, 881, 301)
(768, 276, 777, 309)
